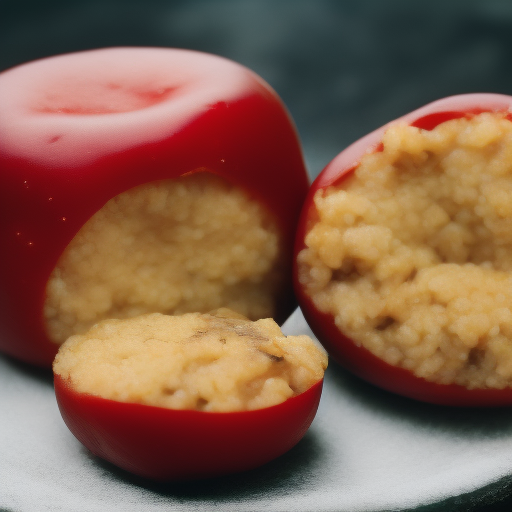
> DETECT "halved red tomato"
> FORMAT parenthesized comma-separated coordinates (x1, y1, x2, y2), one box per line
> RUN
(0, 47, 309, 367)
(294, 93, 512, 406)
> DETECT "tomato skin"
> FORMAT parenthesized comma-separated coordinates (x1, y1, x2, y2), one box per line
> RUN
(294, 93, 512, 407)
(0, 48, 309, 367)
(54, 375, 323, 480)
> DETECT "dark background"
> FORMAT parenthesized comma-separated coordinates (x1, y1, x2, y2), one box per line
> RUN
(4, 0, 512, 180)
(3, 1, 512, 510)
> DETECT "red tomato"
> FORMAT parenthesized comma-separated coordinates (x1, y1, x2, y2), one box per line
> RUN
(294, 93, 512, 406)
(54, 374, 323, 480)
(0, 48, 309, 367)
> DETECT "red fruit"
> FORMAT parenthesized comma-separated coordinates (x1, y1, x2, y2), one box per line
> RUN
(295, 94, 512, 406)
(0, 47, 309, 366)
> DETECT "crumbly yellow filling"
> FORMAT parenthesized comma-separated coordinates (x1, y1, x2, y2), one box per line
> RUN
(298, 112, 512, 389)
(45, 172, 283, 345)
(53, 309, 327, 412)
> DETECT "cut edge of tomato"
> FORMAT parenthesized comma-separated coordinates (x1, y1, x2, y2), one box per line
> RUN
(410, 108, 511, 131)
(297, 290, 512, 407)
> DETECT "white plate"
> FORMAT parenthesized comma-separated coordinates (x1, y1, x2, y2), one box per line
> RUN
(2, 308, 512, 511)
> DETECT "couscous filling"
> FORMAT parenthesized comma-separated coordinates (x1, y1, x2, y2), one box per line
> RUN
(45, 172, 283, 345)
(53, 309, 327, 412)
(297, 112, 512, 389)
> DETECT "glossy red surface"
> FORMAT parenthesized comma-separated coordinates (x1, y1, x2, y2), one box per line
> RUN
(0, 48, 309, 366)
(54, 375, 323, 480)
(294, 93, 512, 406)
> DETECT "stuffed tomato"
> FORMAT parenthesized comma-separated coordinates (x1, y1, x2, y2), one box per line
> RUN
(295, 93, 512, 406)
(0, 47, 309, 367)
(53, 309, 327, 480)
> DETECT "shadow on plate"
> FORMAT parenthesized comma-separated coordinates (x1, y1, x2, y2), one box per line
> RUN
(83, 427, 327, 501)
(326, 362, 512, 439)
(0, 353, 53, 388)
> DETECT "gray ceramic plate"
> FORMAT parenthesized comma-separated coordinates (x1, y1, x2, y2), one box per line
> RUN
(2, 308, 512, 512)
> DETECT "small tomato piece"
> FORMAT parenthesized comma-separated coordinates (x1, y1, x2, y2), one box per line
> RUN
(0, 48, 309, 367)
(294, 93, 512, 406)
(53, 311, 326, 480)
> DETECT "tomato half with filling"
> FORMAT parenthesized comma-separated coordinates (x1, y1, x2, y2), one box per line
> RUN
(52, 311, 326, 480)
(294, 93, 512, 406)
(0, 47, 309, 367)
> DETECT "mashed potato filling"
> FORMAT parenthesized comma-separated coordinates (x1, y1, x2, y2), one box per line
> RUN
(298, 112, 512, 389)
(45, 172, 283, 345)
(53, 309, 327, 412)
